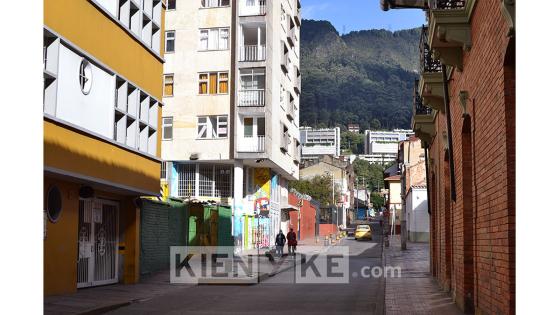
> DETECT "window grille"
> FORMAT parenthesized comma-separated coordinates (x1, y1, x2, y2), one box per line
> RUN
(177, 164, 196, 197)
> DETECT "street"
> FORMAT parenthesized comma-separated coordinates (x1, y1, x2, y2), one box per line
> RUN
(109, 223, 384, 315)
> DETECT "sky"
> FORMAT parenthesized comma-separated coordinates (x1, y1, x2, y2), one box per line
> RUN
(301, 0, 426, 34)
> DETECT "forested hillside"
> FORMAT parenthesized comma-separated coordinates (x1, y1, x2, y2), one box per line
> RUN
(300, 20, 421, 131)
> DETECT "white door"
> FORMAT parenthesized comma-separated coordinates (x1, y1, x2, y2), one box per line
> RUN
(77, 198, 119, 288)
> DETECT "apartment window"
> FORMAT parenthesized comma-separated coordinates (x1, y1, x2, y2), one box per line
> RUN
(162, 117, 173, 140)
(163, 74, 174, 96)
(199, 72, 229, 95)
(197, 116, 228, 139)
(165, 31, 175, 53)
(199, 28, 229, 51)
(167, 0, 176, 10)
(243, 117, 265, 137)
(201, 0, 230, 8)
(280, 84, 286, 110)
(160, 162, 167, 180)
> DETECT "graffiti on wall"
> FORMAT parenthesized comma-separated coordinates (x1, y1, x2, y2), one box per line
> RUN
(253, 168, 270, 216)
(252, 217, 270, 249)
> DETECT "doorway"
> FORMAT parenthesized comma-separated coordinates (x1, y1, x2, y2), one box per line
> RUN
(77, 198, 119, 288)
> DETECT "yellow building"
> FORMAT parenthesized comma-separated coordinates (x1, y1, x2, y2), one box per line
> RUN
(43, 0, 165, 295)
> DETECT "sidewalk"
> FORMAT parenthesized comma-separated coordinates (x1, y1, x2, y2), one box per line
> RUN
(44, 238, 346, 315)
(44, 271, 192, 315)
(384, 235, 463, 315)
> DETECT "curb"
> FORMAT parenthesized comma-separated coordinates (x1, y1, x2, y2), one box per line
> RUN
(78, 301, 132, 315)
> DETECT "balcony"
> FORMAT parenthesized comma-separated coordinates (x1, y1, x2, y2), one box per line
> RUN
(281, 45, 289, 73)
(418, 26, 445, 112)
(294, 66, 301, 94)
(238, 135, 266, 153)
(239, 45, 266, 62)
(294, 0, 301, 26)
(281, 132, 290, 153)
(427, 0, 474, 70)
(239, 89, 265, 107)
(239, 0, 266, 16)
(240, 23, 266, 62)
(286, 92, 295, 121)
(412, 80, 436, 144)
(287, 25, 296, 47)
(293, 140, 301, 165)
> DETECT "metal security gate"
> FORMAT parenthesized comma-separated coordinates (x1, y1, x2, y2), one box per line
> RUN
(77, 198, 119, 288)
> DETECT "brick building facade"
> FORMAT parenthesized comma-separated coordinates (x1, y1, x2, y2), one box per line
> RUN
(388, 0, 516, 314)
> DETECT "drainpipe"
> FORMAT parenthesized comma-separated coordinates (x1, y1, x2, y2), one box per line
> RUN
(441, 64, 457, 201)
(424, 143, 431, 215)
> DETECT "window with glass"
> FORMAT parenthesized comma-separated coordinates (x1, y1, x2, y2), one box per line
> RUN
(199, 72, 228, 95)
(243, 117, 265, 138)
(199, 28, 229, 51)
(165, 31, 175, 53)
(163, 74, 174, 96)
(162, 117, 173, 140)
(201, 0, 230, 8)
(167, 0, 176, 10)
(197, 116, 228, 139)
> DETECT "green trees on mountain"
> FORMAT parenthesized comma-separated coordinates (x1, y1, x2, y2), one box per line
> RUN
(300, 20, 421, 130)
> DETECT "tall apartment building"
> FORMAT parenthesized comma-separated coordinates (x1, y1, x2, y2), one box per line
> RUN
(383, 1, 516, 314)
(363, 129, 414, 164)
(299, 126, 341, 162)
(43, 0, 164, 295)
(162, 0, 301, 251)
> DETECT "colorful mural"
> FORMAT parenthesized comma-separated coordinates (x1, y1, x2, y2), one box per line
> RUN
(253, 168, 271, 200)
(252, 217, 270, 249)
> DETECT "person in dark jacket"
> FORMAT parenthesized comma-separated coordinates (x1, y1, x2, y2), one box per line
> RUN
(287, 228, 297, 255)
(275, 230, 286, 257)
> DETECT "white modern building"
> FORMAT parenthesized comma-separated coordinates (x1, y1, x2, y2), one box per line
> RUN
(161, 0, 301, 251)
(363, 129, 414, 164)
(300, 126, 341, 161)
(405, 186, 429, 242)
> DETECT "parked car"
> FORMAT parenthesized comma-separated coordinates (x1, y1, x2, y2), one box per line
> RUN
(355, 224, 373, 241)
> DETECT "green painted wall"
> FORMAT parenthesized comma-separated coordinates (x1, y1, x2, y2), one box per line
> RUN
(140, 199, 187, 277)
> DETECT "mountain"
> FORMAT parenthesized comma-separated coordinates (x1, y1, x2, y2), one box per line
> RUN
(299, 20, 421, 131)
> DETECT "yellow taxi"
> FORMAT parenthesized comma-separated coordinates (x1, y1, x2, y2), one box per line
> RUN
(355, 224, 373, 241)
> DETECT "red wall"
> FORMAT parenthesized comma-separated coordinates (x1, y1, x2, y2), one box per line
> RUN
(319, 224, 337, 237)
(426, 2, 515, 314)
(288, 193, 317, 241)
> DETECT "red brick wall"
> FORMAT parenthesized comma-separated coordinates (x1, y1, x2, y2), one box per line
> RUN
(427, 1, 515, 314)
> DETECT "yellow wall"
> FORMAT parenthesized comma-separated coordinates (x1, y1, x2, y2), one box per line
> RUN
(44, 177, 142, 295)
(44, 0, 163, 99)
(44, 120, 160, 195)
(44, 177, 79, 296)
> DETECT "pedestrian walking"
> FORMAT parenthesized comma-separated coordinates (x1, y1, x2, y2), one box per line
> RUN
(287, 228, 297, 256)
(275, 230, 286, 257)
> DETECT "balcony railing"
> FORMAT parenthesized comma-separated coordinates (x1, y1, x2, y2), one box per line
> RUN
(240, 45, 266, 62)
(420, 26, 442, 73)
(240, 0, 266, 16)
(429, 0, 466, 9)
(239, 89, 265, 107)
(238, 136, 265, 153)
(413, 80, 432, 116)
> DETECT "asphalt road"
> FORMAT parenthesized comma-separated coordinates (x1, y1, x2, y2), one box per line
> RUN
(110, 223, 384, 315)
